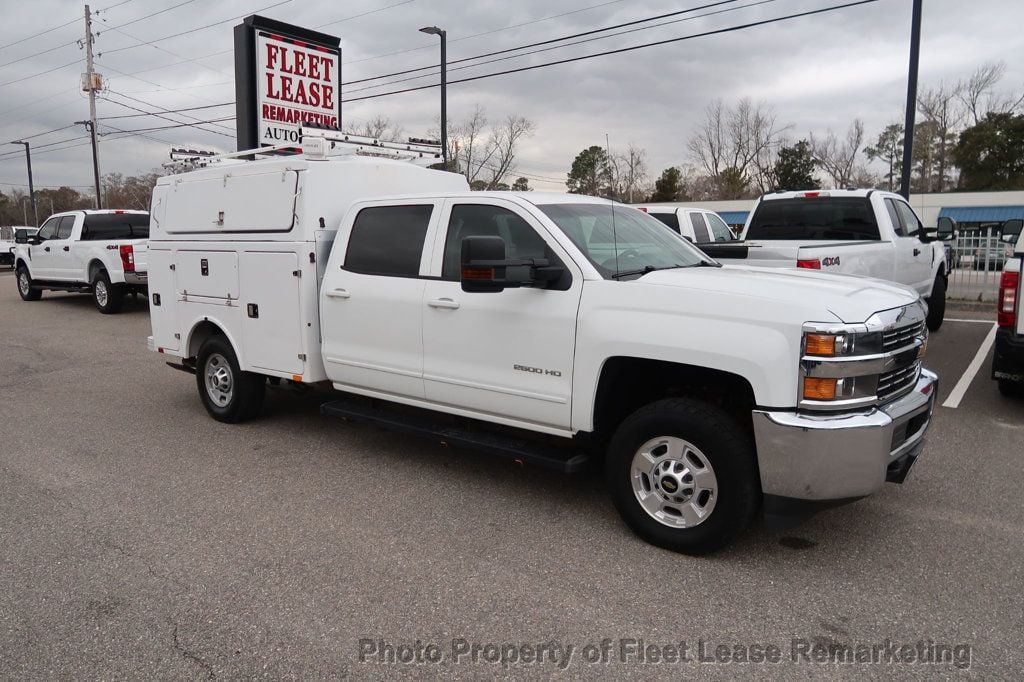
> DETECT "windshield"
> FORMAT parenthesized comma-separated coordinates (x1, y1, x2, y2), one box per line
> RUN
(538, 203, 712, 279)
(746, 198, 880, 240)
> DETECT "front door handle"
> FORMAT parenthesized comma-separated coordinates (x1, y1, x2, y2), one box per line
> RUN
(43, 246, 50, 252)
(913, 248, 921, 256)
(326, 288, 350, 299)
(428, 298, 460, 310)
(63, 246, 70, 251)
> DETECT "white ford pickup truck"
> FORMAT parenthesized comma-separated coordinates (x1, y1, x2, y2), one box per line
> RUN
(14, 209, 149, 313)
(146, 130, 937, 553)
(712, 190, 951, 331)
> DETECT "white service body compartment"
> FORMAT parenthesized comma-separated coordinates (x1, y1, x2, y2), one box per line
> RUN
(147, 248, 179, 352)
(175, 250, 239, 300)
(239, 251, 305, 375)
(162, 169, 298, 234)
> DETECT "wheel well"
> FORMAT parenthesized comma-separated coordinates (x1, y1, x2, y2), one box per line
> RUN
(187, 320, 226, 359)
(87, 259, 106, 282)
(593, 357, 756, 440)
(15, 258, 28, 272)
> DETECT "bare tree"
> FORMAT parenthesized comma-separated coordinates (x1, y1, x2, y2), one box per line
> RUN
(687, 98, 784, 199)
(810, 119, 866, 188)
(354, 114, 404, 142)
(617, 143, 648, 203)
(454, 105, 497, 185)
(918, 82, 965, 191)
(957, 61, 1024, 125)
(484, 114, 535, 190)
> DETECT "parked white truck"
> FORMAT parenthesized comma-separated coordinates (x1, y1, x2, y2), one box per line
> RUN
(146, 130, 937, 553)
(633, 205, 738, 244)
(14, 209, 149, 313)
(713, 190, 951, 331)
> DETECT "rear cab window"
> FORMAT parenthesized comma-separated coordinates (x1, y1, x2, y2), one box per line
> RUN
(343, 205, 434, 277)
(81, 213, 150, 240)
(648, 211, 680, 233)
(746, 198, 880, 240)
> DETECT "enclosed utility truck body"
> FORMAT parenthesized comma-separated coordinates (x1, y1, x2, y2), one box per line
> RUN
(147, 154, 469, 383)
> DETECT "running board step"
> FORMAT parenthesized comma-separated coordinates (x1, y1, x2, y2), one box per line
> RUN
(320, 398, 590, 474)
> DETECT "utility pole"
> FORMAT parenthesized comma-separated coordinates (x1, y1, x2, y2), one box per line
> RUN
(83, 4, 102, 208)
(11, 141, 37, 226)
(899, 0, 923, 200)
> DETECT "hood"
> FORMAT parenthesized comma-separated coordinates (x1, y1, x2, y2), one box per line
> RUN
(638, 264, 919, 323)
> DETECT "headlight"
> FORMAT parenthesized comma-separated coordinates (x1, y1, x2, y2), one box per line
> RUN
(799, 305, 927, 411)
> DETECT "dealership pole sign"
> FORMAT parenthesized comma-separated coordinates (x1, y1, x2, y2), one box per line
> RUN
(234, 15, 341, 152)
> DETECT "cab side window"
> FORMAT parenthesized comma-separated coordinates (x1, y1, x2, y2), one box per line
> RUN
(36, 217, 59, 241)
(705, 213, 734, 242)
(441, 204, 566, 285)
(343, 205, 434, 277)
(56, 216, 75, 239)
(894, 201, 922, 237)
(884, 199, 904, 235)
(688, 213, 711, 242)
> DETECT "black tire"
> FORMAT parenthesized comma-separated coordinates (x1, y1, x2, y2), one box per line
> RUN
(926, 275, 946, 332)
(195, 335, 266, 423)
(605, 398, 760, 554)
(15, 265, 41, 301)
(91, 270, 124, 314)
(998, 379, 1024, 399)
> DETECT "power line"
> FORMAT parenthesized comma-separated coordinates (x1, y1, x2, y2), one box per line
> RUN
(345, 0, 741, 86)
(0, 18, 78, 53)
(343, 0, 881, 103)
(5, 124, 78, 143)
(345, 0, 779, 95)
(99, 0, 293, 56)
(100, 91, 235, 137)
(97, 116, 236, 135)
(341, 0, 627, 67)
(98, 101, 234, 120)
(0, 58, 81, 89)
(96, 18, 232, 81)
(105, 89, 235, 133)
(100, 0, 201, 34)
(316, 0, 418, 29)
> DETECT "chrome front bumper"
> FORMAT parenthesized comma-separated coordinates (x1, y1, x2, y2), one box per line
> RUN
(752, 368, 937, 501)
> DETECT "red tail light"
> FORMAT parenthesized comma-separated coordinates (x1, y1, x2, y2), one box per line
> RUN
(998, 271, 1018, 328)
(797, 258, 821, 269)
(119, 244, 135, 273)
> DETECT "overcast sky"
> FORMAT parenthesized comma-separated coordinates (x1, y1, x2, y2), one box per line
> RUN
(0, 0, 1021, 195)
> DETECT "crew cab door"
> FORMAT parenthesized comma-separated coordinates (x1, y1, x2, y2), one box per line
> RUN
(421, 199, 581, 431)
(50, 215, 81, 281)
(885, 198, 932, 293)
(320, 202, 440, 399)
(27, 216, 62, 279)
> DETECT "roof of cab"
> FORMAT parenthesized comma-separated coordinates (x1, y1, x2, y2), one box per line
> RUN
(761, 188, 900, 201)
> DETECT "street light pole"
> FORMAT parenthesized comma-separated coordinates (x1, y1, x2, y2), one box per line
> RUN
(419, 26, 447, 168)
(11, 140, 37, 226)
(899, 0, 923, 200)
(76, 120, 102, 209)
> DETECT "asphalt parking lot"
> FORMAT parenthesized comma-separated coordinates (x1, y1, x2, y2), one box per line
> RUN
(1, 268, 1021, 678)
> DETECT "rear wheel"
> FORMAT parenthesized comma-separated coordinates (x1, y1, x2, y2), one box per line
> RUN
(16, 265, 41, 301)
(605, 398, 760, 554)
(998, 379, 1024, 399)
(926, 275, 946, 332)
(196, 335, 265, 423)
(92, 270, 124, 314)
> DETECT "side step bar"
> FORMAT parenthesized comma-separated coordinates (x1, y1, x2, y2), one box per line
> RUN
(321, 398, 590, 474)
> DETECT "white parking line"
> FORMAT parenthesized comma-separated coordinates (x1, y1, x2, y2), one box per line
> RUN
(942, 322, 998, 409)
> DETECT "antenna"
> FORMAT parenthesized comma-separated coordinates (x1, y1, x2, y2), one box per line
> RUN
(606, 133, 619, 277)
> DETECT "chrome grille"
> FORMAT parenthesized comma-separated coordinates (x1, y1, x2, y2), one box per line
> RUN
(877, 362, 921, 402)
(882, 321, 925, 352)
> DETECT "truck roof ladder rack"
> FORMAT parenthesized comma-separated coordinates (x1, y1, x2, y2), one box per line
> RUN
(163, 125, 443, 171)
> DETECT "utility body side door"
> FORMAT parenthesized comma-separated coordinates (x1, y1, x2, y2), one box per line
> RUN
(420, 198, 583, 431)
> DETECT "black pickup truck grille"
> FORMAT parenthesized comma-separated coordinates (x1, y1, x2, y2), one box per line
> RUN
(883, 321, 925, 352)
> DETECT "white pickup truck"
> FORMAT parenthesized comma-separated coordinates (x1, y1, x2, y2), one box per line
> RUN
(713, 190, 951, 331)
(14, 209, 149, 313)
(634, 206, 738, 244)
(992, 220, 1024, 397)
(146, 130, 937, 553)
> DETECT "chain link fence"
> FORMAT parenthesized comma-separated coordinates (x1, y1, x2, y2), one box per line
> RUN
(944, 226, 1012, 302)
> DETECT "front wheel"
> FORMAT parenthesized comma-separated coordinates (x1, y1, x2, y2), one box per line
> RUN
(16, 265, 41, 301)
(92, 270, 124, 314)
(196, 335, 266, 423)
(605, 398, 760, 554)
(926, 275, 946, 332)
(998, 379, 1024, 399)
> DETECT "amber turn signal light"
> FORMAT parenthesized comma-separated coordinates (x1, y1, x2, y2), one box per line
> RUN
(803, 377, 838, 400)
(805, 333, 837, 356)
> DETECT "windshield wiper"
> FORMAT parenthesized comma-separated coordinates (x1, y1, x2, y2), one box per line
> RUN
(610, 263, 703, 279)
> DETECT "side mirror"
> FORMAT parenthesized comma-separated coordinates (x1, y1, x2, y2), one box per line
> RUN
(14, 229, 29, 244)
(936, 216, 956, 241)
(1001, 218, 1023, 244)
(461, 235, 509, 293)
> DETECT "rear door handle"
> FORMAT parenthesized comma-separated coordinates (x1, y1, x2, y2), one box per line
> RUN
(43, 246, 50, 252)
(428, 298, 460, 310)
(326, 288, 350, 299)
(63, 246, 70, 251)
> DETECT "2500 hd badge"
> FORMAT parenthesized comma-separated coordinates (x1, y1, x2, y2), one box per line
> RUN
(514, 364, 562, 377)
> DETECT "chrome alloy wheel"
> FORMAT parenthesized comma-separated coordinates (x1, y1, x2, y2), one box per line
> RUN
(630, 436, 718, 528)
(94, 279, 108, 307)
(204, 353, 234, 406)
(18, 271, 30, 296)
